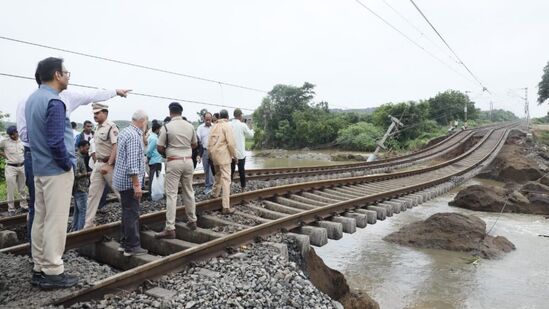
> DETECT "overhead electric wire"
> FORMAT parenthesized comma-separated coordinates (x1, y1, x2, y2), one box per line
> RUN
(352, 0, 477, 86)
(380, 0, 461, 65)
(0, 35, 268, 94)
(408, 0, 491, 94)
(0, 72, 255, 112)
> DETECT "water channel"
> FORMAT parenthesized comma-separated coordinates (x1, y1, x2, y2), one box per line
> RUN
(197, 150, 548, 308)
(315, 178, 549, 309)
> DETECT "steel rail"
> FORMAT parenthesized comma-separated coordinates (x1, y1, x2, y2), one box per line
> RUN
(0, 129, 474, 227)
(51, 127, 509, 306)
(0, 127, 472, 211)
(0, 126, 498, 256)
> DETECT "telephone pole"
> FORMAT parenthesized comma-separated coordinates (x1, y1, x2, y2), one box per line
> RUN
(367, 115, 403, 162)
(489, 101, 493, 121)
(524, 87, 530, 130)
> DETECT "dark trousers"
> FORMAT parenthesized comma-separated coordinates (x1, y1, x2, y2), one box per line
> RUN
(148, 163, 162, 195)
(119, 189, 141, 250)
(208, 158, 215, 176)
(24, 147, 35, 250)
(231, 158, 246, 188)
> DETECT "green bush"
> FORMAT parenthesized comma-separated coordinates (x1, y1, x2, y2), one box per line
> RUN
(336, 122, 383, 151)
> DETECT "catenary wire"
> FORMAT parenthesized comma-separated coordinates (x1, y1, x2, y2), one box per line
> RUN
(0, 35, 268, 94)
(380, 0, 461, 65)
(353, 0, 477, 86)
(0, 72, 255, 112)
(0, 35, 357, 110)
(408, 0, 491, 94)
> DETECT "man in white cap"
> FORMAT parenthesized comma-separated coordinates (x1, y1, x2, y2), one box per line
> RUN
(83, 102, 121, 228)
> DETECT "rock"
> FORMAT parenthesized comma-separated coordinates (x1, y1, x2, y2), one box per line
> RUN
(383, 213, 516, 259)
(478, 143, 543, 183)
(0, 230, 18, 248)
(540, 175, 549, 187)
(450, 184, 549, 215)
(145, 287, 177, 299)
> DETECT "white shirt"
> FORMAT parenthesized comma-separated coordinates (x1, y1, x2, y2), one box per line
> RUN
(230, 119, 254, 160)
(196, 123, 212, 149)
(73, 129, 79, 138)
(89, 137, 96, 170)
(16, 89, 117, 147)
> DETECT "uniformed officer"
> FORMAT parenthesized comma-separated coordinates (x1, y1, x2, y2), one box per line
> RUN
(84, 103, 121, 228)
(155, 102, 198, 237)
(0, 126, 28, 215)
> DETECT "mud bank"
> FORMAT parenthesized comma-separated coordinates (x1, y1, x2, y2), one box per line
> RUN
(384, 213, 516, 259)
(452, 129, 549, 215)
(291, 238, 380, 309)
(449, 183, 549, 215)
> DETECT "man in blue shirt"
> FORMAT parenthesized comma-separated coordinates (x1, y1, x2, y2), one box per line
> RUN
(146, 120, 163, 199)
(25, 57, 78, 289)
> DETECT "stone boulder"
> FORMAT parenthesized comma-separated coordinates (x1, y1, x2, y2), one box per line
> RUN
(383, 213, 515, 259)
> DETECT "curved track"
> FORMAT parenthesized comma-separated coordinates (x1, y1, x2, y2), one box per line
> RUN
(0, 123, 515, 306)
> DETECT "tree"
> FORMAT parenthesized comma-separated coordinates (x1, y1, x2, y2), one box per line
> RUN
(427, 90, 478, 125)
(0, 111, 9, 132)
(336, 122, 383, 151)
(371, 101, 431, 142)
(253, 82, 319, 148)
(538, 61, 549, 104)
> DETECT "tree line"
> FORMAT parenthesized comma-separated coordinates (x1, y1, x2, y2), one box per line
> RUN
(252, 83, 517, 151)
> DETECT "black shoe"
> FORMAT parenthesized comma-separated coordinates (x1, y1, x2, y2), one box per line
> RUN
(39, 273, 78, 289)
(31, 271, 44, 286)
(187, 221, 197, 231)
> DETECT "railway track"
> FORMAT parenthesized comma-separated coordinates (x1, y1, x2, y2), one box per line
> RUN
(0, 124, 513, 306)
(0, 128, 479, 229)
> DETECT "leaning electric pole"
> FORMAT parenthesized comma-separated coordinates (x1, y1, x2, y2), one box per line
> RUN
(524, 87, 530, 130)
(367, 115, 403, 162)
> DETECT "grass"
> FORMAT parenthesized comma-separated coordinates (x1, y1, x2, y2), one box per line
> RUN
(245, 138, 254, 151)
(0, 181, 6, 200)
(533, 130, 549, 146)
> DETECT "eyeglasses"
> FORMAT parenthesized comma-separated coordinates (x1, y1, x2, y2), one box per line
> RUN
(62, 70, 71, 78)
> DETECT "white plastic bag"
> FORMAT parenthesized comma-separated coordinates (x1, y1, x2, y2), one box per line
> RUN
(151, 167, 165, 201)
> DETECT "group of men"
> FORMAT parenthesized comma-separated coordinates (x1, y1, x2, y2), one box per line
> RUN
(8, 56, 254, 290)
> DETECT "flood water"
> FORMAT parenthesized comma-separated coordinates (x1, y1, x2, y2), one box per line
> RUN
(315, 178, 549, 309)
(195, 150, 357, 171)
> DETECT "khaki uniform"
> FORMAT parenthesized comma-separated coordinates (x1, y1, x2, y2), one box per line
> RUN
(0, 138, 27, 210)
(84, 120, 120, 228)
(157, 116, 197, 229)
(208, 119, 236, 210)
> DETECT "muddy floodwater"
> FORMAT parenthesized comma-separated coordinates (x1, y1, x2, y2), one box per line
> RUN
(316, 178, 549, 309)
(195, 150, 356, 171)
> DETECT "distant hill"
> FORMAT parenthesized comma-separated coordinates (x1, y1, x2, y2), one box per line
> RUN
(329, 107, 377, 114)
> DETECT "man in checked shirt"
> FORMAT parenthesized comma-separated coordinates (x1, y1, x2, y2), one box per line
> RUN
(112, 110, 149, 256)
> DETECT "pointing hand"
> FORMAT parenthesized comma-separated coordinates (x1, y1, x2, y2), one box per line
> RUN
(116, 89, 132, 98)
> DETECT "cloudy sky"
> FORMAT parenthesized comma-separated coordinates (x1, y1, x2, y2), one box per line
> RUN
(1, 0, 548, 125)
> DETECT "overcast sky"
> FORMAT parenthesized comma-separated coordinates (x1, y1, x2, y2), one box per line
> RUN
(1, 0, 548, 125)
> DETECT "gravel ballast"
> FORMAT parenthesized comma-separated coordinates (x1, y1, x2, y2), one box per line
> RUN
(0, 250, 118, 308)
(70, 240, 338, 309)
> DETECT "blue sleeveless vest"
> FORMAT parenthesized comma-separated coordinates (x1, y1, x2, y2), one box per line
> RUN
(25, 85, 75, 176)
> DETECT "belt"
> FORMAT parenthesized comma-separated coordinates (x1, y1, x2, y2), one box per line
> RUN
(96, 158, 110, 163)
(7, 163, 24, 167)
(167, 156, 192, 162)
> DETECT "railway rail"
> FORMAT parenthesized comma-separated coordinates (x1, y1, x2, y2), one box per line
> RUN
(0, 127, 479, 229)
(1, 124, 514, 306)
